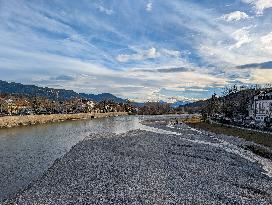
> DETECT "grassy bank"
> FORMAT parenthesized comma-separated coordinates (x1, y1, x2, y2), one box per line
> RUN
(186, 120, 272, 160)
(0, 112, 128, 129)
(187, 122, 272, 148)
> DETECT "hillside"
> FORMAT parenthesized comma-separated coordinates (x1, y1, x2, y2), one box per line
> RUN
(180, 100, 208, 113)
(79, 93, 126, 103)
(0, 80, 126, 103)
(182, 86, 272, 115)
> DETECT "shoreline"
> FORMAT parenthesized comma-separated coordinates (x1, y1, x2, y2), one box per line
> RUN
(0, 112, 128, 129)
(184, 121, 272, 160)
(180, 116, 272, 147)
(185, 121, 272, 147)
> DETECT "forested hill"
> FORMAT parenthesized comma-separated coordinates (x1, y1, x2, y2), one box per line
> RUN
(0, 80, 126, 103)
(182, 86, 272, 115)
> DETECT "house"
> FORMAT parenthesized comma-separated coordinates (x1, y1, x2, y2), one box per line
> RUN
(85, 100, 96, 113)
(249, 91, 272, 122)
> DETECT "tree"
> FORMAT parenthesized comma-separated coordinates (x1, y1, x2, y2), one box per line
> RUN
(206, 93, 220, 117)
(32, 96, 44, 114)
(138, 102, 173, 115)
(264, 103, 272, 127)
(0, 97, 7, 115)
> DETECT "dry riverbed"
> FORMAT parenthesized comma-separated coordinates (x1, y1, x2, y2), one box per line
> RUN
(0, 112, 128, 129)
(4, 119, 272, 204)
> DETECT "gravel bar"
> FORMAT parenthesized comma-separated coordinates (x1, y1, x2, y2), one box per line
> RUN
(3, 124, 272, 204)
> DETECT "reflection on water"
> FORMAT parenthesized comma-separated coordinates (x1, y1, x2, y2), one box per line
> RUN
(0, 116, 143, 201)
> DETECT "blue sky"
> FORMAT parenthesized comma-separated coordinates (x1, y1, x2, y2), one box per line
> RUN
(0, 0, 272, 102)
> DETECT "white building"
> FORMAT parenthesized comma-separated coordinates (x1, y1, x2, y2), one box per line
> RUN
(249, 91, 272, 122)
(86, 101, 95, 112)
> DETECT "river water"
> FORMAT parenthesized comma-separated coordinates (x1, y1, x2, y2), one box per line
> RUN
(0, 115, 183, 201)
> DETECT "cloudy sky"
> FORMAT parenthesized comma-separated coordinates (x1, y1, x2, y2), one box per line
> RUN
(0, 0, 272, 102)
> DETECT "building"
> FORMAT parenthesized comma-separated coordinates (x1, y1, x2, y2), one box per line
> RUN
(249, 91, 272, 122)
(85, 100, 96, 113)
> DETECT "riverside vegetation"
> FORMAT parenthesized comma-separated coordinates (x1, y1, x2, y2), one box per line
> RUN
(182, 116, 272, 160)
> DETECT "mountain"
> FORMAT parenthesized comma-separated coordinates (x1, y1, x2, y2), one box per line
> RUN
(79, 93, 126, 103)
(170, 101, 190, 108)
(131, 102, 145, 107)
(0, 80, 126, 103)
(131, 100, 191, 108)
(182, 100, 207, 108)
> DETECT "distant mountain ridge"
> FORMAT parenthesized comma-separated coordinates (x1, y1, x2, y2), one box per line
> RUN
(79, 92, 126, 103)
(0, 80, 126, 103)
(131, 100, 191, 108)
(170, 101, 191, 108)
(158, 100, 191, 108)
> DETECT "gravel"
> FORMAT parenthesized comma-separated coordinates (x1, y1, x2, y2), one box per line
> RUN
(3, 121, 272, 205)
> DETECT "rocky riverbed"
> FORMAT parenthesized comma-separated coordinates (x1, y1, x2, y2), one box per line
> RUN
(3, 119, 272, 204)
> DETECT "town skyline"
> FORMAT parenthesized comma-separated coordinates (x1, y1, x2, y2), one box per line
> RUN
(0, 0, 272, 102)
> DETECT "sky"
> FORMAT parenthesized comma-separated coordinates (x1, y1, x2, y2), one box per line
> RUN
(0, 0, 272, 102)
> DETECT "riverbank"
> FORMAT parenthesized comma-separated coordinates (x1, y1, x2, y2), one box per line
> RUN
(184, 120, 272, 160)
(0, 112, 128, 129)
(186, 121, 272, 148)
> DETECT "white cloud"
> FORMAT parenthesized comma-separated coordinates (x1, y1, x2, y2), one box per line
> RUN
(116, 47, 181, 62)
(250, 69, 272, 83)
(230, 27, 252, 49)
(161, 49, 181, 58)
(260, 32, 272, 52)
(199, 42, 268, 67)
(166, 96, 200, 103)
(221, 11, 250, 21)
(116, 47, 158, 62)
(97, 5, 113, 15)
(241, 0, 272, 15)
(146, 1, 153, 12)
(254, 0, 272, 14)
(186, 88, 209, 92)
